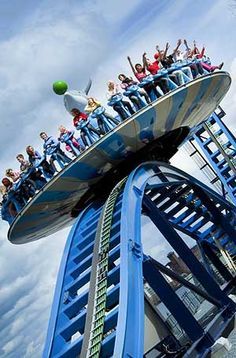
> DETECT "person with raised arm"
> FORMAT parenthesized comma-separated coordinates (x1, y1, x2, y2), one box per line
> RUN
(190, 40, 224, 72)
(191, 40, 206, 58)
(157, 39, 193, 85)
(143, 52, 170, 93)
(182, 39, 205, 77)
(155, 42, 180, 85)
(170, 42, 193, 81)
(158, 39, 182, 67)
(127, 55, 163, 99)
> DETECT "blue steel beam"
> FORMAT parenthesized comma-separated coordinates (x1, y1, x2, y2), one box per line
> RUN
(186, 109, 236, 204)
(44, 161, 236, 358)
(142, 193, 235, 310)
(143, 258, 215, 350)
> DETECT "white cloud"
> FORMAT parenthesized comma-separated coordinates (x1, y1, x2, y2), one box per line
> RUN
(0, 221, 68, 357)
(220, 57, 236, 133)
(0, 0, 235, 357)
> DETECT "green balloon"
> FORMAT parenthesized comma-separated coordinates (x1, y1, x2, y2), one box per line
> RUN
(53, 81, 68, 95)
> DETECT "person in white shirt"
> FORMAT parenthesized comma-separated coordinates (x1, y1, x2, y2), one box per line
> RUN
(106, 81, 135, 120)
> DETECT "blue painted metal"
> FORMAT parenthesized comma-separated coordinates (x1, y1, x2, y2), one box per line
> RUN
(8, 72, 232, 244)
(59, 131, 82, 157)
(43, 202, 104, 357)
(186, 107, 236, 204)
(90, 107, 118, 133)
(44, 162, 236, 358)
(143, 258, 215, 351)
(123, 84, 147, 110)
(3, 68, 234, 357)
(107, 93, 131, 120)
(142, 193, 234, 310)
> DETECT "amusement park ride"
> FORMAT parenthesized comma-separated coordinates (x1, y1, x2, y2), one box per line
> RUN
(3, 62, 236, 357)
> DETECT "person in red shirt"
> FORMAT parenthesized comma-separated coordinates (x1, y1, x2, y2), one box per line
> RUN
(143, 52, 169, 93)
(71, 108, 101, 148)
(127, 55, 163, 99)
(145, 53, 160, 74)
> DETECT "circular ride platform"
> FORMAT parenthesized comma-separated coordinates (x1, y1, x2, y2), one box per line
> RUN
(8, 72, 231, 244)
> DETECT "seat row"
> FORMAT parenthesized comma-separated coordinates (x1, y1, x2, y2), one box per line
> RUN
(0, 39, 224, 224)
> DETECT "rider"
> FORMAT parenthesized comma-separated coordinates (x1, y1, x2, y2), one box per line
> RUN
(26, 145, 55, 178)
(85, 97, 119, 134)
(16, 154, 31, 172)
(71, 108, 101, 148)
(16, 153, 46, 190)
(127, 55, 163, 99)
(1, 177, 24, 220)
(189, 40, 224, 72)
(5, 168, 35, 201)
(118, 74, 150, 105)
(58, 125, 84, 154)
(5, 169, 20, 182)
(142, 52, 170, 94)
(106, 81, 135, 120)
(157, 40, 196, 83)
(40, 132, 71, 169)
(1, 178, 17, 221)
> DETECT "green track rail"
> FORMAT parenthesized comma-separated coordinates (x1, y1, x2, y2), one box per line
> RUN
(80, 178, 126, 358)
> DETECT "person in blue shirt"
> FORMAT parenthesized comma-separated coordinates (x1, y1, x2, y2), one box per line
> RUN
(16, 153, 47, 190)
(40, 132, 71, 169)
(0, 177, 25, 223)
(26, 145, 55, 178)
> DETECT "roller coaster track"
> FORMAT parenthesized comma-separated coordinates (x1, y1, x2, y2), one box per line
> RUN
(80, 178, 127, 357)
(44, 162, 236, 358)
(184, 109, 236, 205)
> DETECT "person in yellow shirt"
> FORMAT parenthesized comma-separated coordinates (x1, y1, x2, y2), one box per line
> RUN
(85, 97, 119, 134)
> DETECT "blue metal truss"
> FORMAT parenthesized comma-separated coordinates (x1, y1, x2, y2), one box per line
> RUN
(185, 107, 236, 204)
(43, 162, 236, 358)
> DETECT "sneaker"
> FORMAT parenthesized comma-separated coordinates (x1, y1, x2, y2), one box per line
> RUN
(219, 62, 224, 70)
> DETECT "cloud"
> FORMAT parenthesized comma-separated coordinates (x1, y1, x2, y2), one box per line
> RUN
(0, 0, 235, 357)
(1, 3, 156, 355)
(220, 57, 236, 133)
(0, 0, 111, 177)
(0, 230, 67, 357)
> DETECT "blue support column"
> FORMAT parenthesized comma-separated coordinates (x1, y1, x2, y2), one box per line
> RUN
(44, 161, 236, 358)
(143, 257, 214, 349)
(200, 240, 233, 282)
(186, 108, 236, 204)
(191, 183, 236, 244)
(142, 193, 235, 311)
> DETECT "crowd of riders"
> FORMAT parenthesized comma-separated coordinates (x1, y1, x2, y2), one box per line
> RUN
(0, 39, 224, 224)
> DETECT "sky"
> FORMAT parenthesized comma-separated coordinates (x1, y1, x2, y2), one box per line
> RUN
(0, 0, 236, 357)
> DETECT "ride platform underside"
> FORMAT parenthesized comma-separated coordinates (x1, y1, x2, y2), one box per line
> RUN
(8, 72, 231, 244)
